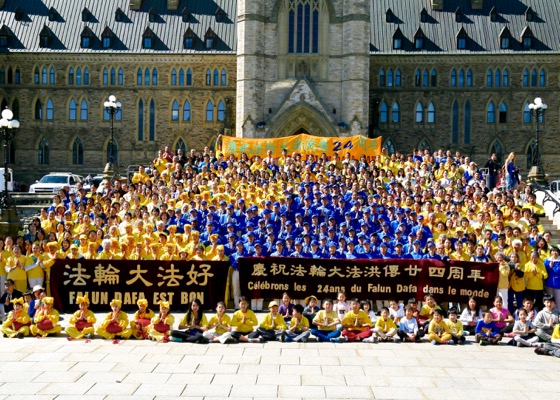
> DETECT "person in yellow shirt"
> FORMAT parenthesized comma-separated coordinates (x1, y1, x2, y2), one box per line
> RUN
(211, 245, 229, 262)
(27, 243, 46, 289)
(130, 298, 156, 339)
(31, 296, 62, 337)
(250, 300, 286, 342)
(1, 297, 31, 338)
(96, 299, 132, 340)
(170, 298, 209, 343)
(229, 296, 259, 343)
(445, 308, 465, 344)
(5, 245, 31, 293)
(148, 301, 175, 342)
(525, 251, 548, 308)
(131, 165, 150, 184)
(417, 294, 442, 334)
(281, 304, 310, 343)
(202, 301, 234, 344)
(371, 307, 397, 342)
(495, 252, 511, 308)
(65, 294, 96, 340)
(341, 298, 373, 342)
(428, 309, 452, 345)
(311, 298, 342, 342)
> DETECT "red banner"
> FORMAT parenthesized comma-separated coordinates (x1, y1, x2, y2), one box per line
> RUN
(239, 258, 499, 305)
(50, 260, 229, 312)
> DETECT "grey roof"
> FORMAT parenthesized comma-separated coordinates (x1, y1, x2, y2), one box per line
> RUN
(371, 0, 560, 54)
(0, 0, 236, 53)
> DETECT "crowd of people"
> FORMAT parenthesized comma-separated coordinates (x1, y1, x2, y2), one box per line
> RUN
(0, 143, 560, 354)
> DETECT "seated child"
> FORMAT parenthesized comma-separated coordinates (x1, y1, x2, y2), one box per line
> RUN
(229, 296, 259, 343)
(303, 295, 320, 325)
(361, 299, 377, 325)
(30, 296, 62, 337)
(171, 299, 208, 343)
(459, 296, 483, 335)
(490, 296, 514, 334)
(148, 301, 174, 342)
(311, 298, 342, 342)
(1, 297, 31, 338)
(445, 308, 465, 344)
(514, 297, 537, 325)
(533, 295, 559, 342)
(203, 302, 233, 344)
(23, 291, 36, 320)
(65, 294, 96, 340)
(283, 304, 311, 343)
(130, 299, 155, 339)
(475, 311, 502, 345)
(428, 309, 452, 345)
(397, 305, 420, 343)
(513, 308, 539, 347)
(342, 298, 373, 342)
(370, 307, 397, 343)
(534, 324, 560, 357)
(96, 299, 132, 340)
(278, 292, 295, 323)
(418, 294, 442, 334)
(250, 300, 286, 342)
(388, 299, 404, 324)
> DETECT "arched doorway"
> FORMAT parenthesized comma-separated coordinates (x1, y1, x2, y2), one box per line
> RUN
(268, 102, 337, 137)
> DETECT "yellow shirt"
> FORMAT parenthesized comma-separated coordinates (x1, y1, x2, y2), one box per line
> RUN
(497, 261, 511, 290)
(207, 313, 232, 335)
(342, 310, 372, 332)
(69, 309, 97, 325)
(6, 255, 31, 281)
(444, 319, 464, 336)
(374, 317, 397, 333)
(428, 319, 450, 336)
(312, 310, 338, 331)
(178, 312, 208, 328)
(524, 260, 548, 290)
(510, 265, 525, 292)
(288, 315, 310, 332)
(230, 309, 258, 333)
(260, 313, 287, 330)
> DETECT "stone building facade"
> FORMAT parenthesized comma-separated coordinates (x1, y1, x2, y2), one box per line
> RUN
(0, 0, 559, 184)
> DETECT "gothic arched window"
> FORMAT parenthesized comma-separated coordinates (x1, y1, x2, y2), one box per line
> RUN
(284, 0, 328, 55)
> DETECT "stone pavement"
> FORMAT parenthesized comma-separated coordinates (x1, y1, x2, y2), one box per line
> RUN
(0, 313, 559, 400)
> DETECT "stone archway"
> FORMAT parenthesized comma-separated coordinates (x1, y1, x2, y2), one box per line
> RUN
(268, 102, 337, 138)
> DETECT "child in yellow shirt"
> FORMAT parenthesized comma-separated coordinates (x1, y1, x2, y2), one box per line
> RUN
(1, 297, 31, 338)
(250, 300, 286, 342)
(445, 308, 465, 344)
(30, 296, 62, 337)
(96, 299, 132, 340)
(428, 309, 452, 345)
(371, 307, 398, 342)
(283, 304, 310, 343)
(342, 298, 373, 342)
(130, 299, 155, 339)
(203, 302, 234, 344)
(148, 301, 174, 342)
(65, 294, 96, 340)
(311, 298, 342, 342)
(229, 296, 259, 343)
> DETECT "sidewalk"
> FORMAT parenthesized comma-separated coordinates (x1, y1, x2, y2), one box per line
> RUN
(0, 313, 558, 399)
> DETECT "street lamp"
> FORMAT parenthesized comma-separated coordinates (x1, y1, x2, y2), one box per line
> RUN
(103, 95, 122, 178)
(0, 107, 19, 209)
(527, 97, 548, 186)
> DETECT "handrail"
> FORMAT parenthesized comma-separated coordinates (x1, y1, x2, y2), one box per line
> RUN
(531, 182, 560, 216)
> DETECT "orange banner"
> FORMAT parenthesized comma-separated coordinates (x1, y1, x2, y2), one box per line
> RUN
(222, 134, 382, 159)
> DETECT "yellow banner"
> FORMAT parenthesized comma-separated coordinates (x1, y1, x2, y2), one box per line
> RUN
(222, 134, 382, 159)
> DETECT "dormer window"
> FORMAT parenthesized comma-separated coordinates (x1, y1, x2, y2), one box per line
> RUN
(456, 27, 468, 49)
(392, 28, 403, 50)
(182, 7, 191, 23)
(489, 7, 498, 22)
(0, 25, 9, 48)
(499, 26, 511, 49)
(14, 7, 24, 21)
(80, 26, 94, 49)
(143, 27, 155, 49)
(455, 7, 463, 23)
(149, 8, 158, 23)
(183, 28, 196, 49)
(420, 8, 428, 23)
(82, 7, 92, 22)
(386, 8, 394, 23)
(204, 28, 216, 49)
(39, 25, 52, 48)
(215, 8, 225, 23)
(414, 28, 425, 50)
(102, 26, 113, 49)
(521, 26, 533, 50)
(48, 7, 58, 22)
(115, 8, 125, 22)
(525, 7, 534, 22)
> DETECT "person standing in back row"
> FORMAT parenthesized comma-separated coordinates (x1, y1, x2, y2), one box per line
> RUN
(484, 153, 501, 190)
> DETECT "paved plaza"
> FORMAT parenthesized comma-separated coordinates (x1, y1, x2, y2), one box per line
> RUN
(0, 312, 559, 400)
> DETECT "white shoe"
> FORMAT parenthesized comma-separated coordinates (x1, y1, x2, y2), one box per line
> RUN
(363, 336, 375, 343)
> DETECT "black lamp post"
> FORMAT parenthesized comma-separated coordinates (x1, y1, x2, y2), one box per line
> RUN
(0, 107, 19, 209)
(103, 95, 121, 178)
(527, 97, 548, 186)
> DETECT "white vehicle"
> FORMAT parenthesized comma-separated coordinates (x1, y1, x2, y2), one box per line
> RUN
(82, 174, 108, 193)
(0, 168, 15, 191)
(28, 172, 83, 194)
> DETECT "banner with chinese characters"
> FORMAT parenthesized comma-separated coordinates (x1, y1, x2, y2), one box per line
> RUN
(49, 260, 229, 312)
(239, 258, 499, 305)
(221, 134, 382, 159)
